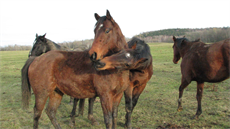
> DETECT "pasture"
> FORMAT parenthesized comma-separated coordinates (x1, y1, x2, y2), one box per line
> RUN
(0, 43, 229, 128)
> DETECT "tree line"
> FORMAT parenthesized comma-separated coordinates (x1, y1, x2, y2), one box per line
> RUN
(1, 27, 229, 51)
(136, 27, 230, 43)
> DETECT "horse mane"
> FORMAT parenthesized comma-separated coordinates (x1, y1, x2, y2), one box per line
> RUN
(45, 38, 65, 50)
(128, 37, 152, 70)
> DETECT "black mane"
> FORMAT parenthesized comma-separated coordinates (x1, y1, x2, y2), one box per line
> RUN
(128, 37, 152, 70)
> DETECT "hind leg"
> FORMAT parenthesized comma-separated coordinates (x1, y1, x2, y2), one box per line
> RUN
(45, 90, 63, 129)
(33, 95, 49, 129)
(178, 76, 191, 112)
(78, 99, 85, 116)
(70, 98, 79, 127)
(194, 82, 204, 119)
(88, 97, 99, 125)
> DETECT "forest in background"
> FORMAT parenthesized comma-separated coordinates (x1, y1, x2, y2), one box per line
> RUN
(1, 27, 229, 51)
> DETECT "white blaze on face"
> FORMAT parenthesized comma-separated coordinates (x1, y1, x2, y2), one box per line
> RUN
(99, 24, 103, 29)
(125, 53, 131, 58)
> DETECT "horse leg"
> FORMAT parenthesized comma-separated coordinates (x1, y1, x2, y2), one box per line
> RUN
(178, 76, 191, 112)
(45, 90, 63, 129)
(100, 94, 113, 129)
(194, 82, 204, 119)
(112, 93, 123, 129)
(88, 97, 99, 125)
(33, 95, 49, 129)
(124, 85, 133, 129)
(69, 98, 79, 127)
(78, 99, 85, 116)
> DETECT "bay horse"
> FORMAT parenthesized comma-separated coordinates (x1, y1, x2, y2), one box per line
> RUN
(89, 10, 153, 128)
(172, 36, 230, 119)
(25, 33, 87, 116)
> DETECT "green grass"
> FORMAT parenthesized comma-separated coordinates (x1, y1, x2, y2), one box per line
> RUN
(0, 44, 229, 128)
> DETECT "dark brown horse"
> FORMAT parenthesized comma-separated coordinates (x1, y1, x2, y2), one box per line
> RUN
(172, 36, 230, 119)
(89, 10, 153, 128)
(29, 33, 67, 57)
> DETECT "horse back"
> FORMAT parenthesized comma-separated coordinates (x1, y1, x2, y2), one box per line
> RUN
(181, 39, 230, 82)
(28, 50, 97, 98)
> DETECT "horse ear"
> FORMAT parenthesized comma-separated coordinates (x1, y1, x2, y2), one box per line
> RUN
(173, 36, 176, 41)
(95, 13, 100, 21)
(131, 42, 137, 50)
(106, 10, 115, 23)
(43, 33, 46, 38)
(36, 33, 38, 38)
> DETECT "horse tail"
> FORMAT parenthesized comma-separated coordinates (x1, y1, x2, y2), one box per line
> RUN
(21, 56, 36, 109)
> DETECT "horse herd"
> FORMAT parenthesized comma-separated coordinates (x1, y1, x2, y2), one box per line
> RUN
(21, 10, 230, 129)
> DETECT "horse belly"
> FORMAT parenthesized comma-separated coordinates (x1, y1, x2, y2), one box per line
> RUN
(55, 71, 96, 99)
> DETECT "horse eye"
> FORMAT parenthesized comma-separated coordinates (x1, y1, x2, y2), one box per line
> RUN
(125, 53, 131, 58)
(105, 29, 110, 34)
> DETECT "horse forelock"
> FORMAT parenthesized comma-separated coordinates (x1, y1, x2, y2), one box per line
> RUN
(94, 16, 106, 31)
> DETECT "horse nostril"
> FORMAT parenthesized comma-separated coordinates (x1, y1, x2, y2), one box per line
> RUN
(95, 61, 105, 68)
(90, 52, 97, 61)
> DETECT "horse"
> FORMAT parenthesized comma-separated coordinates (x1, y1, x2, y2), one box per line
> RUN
(89, 10, 153, 128)
(29, 33, 67, 57)
(172, 36, 230, 119)
(22, 34, 97, 125)
(27, 33, 87, 110)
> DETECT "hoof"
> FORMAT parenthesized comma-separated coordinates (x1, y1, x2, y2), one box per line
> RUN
(192, 115, 199, 120)
(69, 121, 75, 128)
(90, 118, 99, 125)
(177, 107, 183, 112)
(92, 121, 99, 126)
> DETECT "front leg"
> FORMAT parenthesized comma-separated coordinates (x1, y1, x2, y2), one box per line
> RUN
(124, 86, 133, 129)
(100, 94, 113, 129)
(112, 93, 123, 129)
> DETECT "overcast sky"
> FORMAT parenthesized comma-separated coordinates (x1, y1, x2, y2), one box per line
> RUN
(0, 0, 229, 47)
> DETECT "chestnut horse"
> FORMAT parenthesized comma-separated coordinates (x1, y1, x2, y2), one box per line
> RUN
(89, 10, 153, 128)
(172, 36, 230, 119)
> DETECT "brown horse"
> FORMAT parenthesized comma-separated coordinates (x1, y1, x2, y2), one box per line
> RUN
(172, 36, 230, 119)
(89, 10, 153, 128)
(22, 49, 130, 129)
(26, 33, 88, 119)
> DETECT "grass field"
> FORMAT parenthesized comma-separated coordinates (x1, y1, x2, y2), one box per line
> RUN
(0, 43, 229, 129)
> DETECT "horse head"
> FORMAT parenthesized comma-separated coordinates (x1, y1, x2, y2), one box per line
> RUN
(95, 38, 151, 71)
(29, 33, 49, 57)
(89, 10, 127, 62)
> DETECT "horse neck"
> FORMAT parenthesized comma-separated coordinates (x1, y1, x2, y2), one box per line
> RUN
(114, 24, 127, 50)
(46, 39, 61, 50)
(178, 41, 196, 58)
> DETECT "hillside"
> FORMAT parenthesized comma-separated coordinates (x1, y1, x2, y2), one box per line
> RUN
(135, 27, 230, 43)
